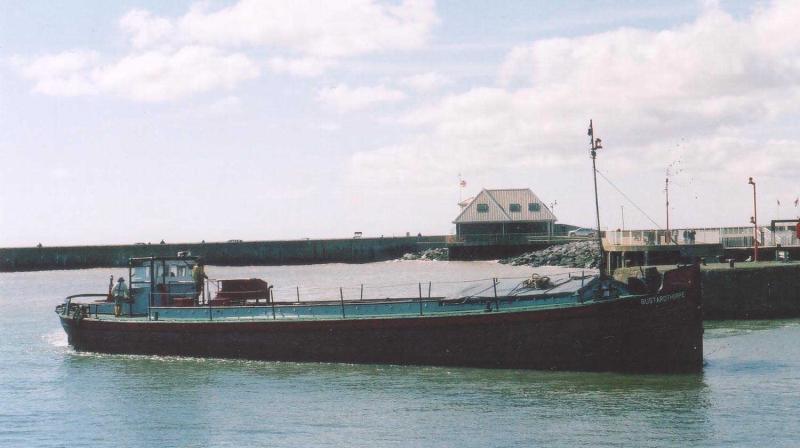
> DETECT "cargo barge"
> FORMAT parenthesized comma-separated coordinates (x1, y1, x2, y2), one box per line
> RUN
(55, 254, 702, 373)
(54, 122, 703, 373)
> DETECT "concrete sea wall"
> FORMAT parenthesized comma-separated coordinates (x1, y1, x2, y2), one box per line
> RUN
(615, 262, 800, 319)
(0, 236, 448, 272)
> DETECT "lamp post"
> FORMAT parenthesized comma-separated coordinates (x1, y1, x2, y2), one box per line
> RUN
(748, 177, 758, 261)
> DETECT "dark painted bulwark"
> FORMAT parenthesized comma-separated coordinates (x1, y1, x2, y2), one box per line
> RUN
(615, 262, 800, 319)
(0, 236, 447, 272)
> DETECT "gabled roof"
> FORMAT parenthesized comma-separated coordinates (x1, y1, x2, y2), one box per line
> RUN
(453, 188, 557, 224)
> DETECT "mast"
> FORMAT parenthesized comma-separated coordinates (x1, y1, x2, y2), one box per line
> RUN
(665, 176, 670, 242)
(588, 120, 606, 278)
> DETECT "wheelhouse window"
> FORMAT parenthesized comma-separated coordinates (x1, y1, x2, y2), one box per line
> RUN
(528, 203, 541, 212)
(156, 263, 164, 279)
(131, 266, 151, 283)
(477, 203, 489, 213)
(509, 203, 521, 212)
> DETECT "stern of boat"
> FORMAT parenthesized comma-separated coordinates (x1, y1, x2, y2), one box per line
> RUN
(619, 263, 704, 373)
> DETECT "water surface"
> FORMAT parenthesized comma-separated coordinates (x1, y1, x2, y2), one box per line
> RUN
(1, 261, 798, 447)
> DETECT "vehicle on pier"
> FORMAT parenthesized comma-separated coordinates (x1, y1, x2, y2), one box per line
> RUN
(568, 227, 597, 237)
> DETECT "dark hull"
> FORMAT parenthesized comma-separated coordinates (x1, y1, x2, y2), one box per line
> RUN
(59, 282, 703, 373)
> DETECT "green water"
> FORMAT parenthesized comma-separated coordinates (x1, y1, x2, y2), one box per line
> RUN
(1, 263, 799, 447)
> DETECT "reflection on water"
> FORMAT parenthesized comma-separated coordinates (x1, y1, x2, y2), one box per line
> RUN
(2, 263, 800, 447)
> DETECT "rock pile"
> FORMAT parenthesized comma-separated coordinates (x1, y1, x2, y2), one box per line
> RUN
(500, 240, 600, 268)
(400, 248, 449, 261)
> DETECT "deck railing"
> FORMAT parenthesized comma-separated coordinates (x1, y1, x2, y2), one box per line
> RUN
(144, 271, 594, 322)
(60, 270, 597, 321)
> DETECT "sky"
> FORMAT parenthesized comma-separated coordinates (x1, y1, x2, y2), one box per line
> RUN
(1, 0, 799, 247)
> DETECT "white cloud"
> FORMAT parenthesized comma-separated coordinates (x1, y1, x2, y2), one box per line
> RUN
(176, 0, 438, 58)
(14, 0, 439, 100)
(14, 50, 99, 96)
(120, 9, 174, 49)
(16, 46, 259, 102)
(95, 46, 259, 102)
(117, 0, 438, 66)
(400, 71, 451, 91)
(317, 84, 407, 112)
(350, 1, 800, 190)
(267, 56, 335, 77)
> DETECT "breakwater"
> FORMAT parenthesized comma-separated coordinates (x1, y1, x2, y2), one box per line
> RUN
(499, 240, 600, 269)
(614, 262, 800, 319)
(401, 248, 449, 261)
(0, 236, 447, 272)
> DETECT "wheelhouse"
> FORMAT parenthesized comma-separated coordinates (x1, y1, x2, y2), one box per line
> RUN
(128, 255, 200, 315)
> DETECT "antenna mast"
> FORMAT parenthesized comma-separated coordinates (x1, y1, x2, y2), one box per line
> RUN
(588, 120, 606, 278)
(665, 176, 670, 242)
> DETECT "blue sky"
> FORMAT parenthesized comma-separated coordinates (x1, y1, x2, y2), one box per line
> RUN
(1, 0, 798, 246)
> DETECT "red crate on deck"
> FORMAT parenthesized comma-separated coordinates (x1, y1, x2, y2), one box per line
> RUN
(216, 278, 269, 304)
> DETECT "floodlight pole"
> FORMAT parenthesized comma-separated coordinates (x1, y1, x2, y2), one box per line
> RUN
(749, 177, 758, 261)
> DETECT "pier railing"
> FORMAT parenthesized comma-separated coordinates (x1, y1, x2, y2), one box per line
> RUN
(604, 229, 721, 247)
(604, 226, 800, 249)
(448, 233, 589, 246)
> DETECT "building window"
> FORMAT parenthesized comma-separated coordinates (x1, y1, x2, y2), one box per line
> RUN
(477, 203, 489, 213)
(509, 203, 521, 212)
(528, 203, 541, 212)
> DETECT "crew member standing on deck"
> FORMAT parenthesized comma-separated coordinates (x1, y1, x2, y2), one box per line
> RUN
(112, 277, 128, 317)
(192, 259, 208, 303)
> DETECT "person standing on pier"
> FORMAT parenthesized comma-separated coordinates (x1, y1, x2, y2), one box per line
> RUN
(192, 259, 208, 303)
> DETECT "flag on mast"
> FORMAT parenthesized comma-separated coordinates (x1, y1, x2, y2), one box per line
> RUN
(457, 173, 466, 203)
(795, 197, 799, 207)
